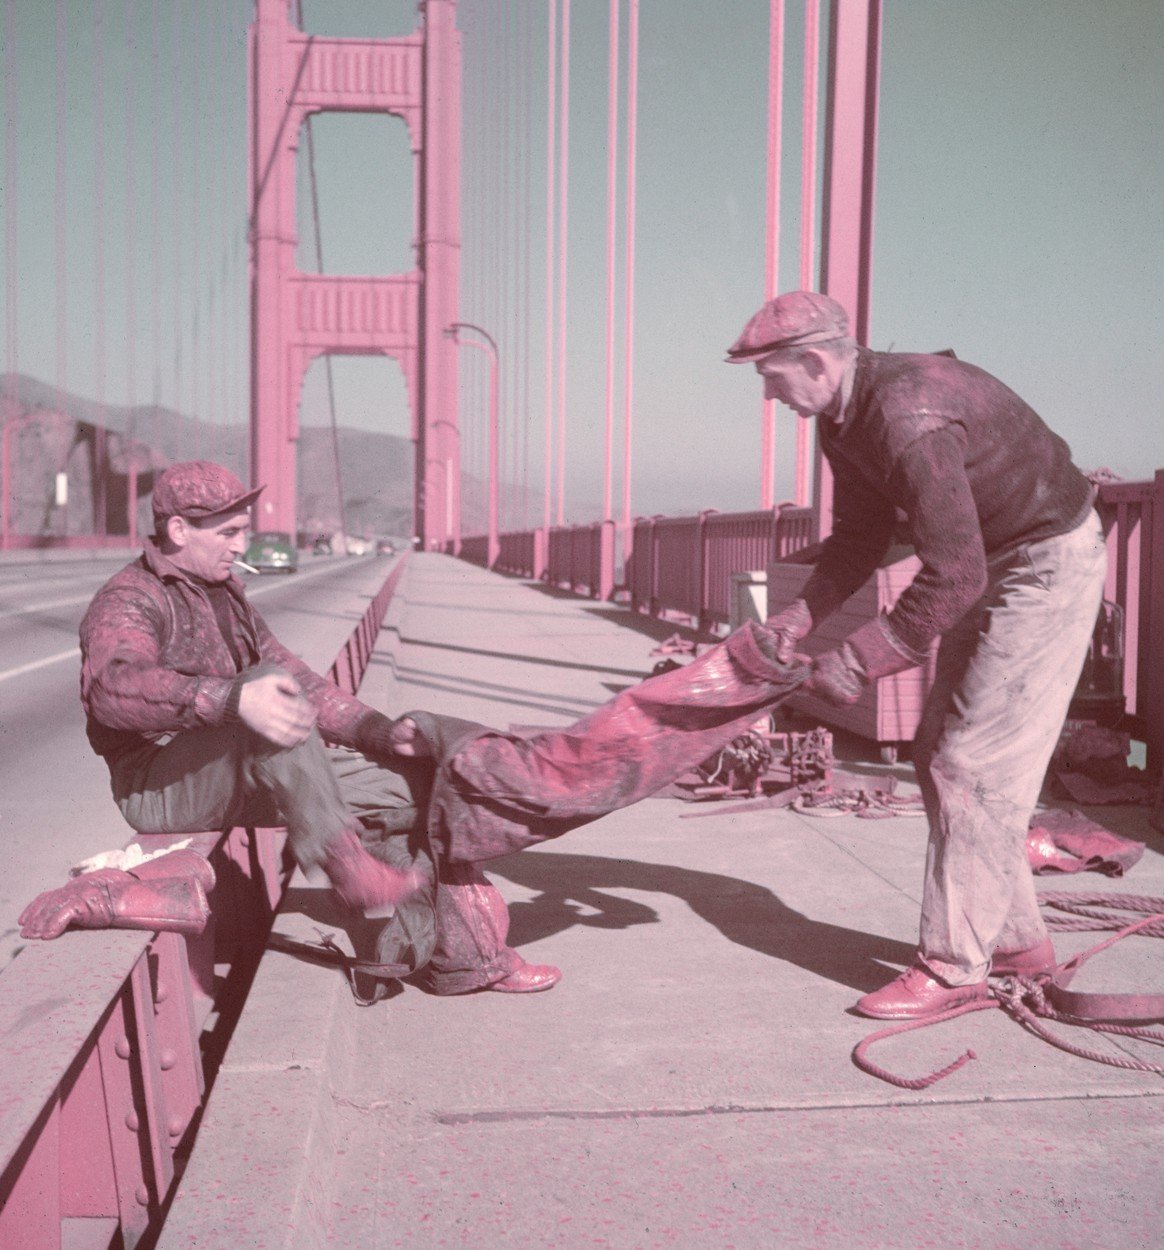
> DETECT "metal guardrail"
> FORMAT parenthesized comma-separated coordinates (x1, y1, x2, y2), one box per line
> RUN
(0, 554, 409, 1250)
(1096, 472, 1164, 766)
(628, 505, 815, 630)
(455, 505, 815, 632)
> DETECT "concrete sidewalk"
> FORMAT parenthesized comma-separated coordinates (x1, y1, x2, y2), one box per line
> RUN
(163, 554, 1164, 1250)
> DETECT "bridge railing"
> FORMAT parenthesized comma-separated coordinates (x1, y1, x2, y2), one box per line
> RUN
(626, 505, 815, 630)
(1096, 472, 1164, 766)
(455, 505, 815, 632)
(0, 554, 409, 1250)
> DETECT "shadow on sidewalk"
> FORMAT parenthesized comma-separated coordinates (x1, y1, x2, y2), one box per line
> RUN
(490, 850, 915, 995)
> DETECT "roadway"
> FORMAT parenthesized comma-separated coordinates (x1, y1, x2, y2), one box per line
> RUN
(0, 548, 386, 973)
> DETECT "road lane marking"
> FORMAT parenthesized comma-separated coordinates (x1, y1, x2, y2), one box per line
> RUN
(0, 558, 383, 683)
(0, 593, 97, 619)
(0, 646, 81, 684)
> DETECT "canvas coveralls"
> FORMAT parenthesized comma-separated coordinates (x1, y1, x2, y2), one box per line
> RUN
(802, 347, 1106, 985)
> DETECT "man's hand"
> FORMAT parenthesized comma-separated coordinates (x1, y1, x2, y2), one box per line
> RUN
(762, 598, 813, 663)
(238, 670, 317, 747)
(806, 616, 927, 707)
(385, 715, 431, 758)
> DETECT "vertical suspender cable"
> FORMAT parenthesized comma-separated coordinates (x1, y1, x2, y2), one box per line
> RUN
(296, 1, 349, 550)
(150, 0, 161, 454)
(54, 0, 67, 396)
(554, 0, 570, 526)
(602, 0, 619, 523)
(519, 3, 534, 529)
(543, 0, 557, 532)
(124, 0, 138, 432)
(4, 0, 18, 402)
(499, 0, 511, 533)
(620, 0, 638, 532)
(172, 2, 185, 455)
(3, 0, 18, 549)
(761, 0, 784, 511)
(796, 0, 819, 507)
(94, 1, 108, 538)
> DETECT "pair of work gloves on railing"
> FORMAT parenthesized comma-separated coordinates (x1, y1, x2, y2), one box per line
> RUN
(18, 848, 214, 942)
(764, 598, 927, 706)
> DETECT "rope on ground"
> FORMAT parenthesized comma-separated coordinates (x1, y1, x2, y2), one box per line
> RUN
(853, 894, 1164, 1089)
(1038, 891, 1164, 936)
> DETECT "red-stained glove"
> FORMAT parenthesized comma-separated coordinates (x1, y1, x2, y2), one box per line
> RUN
(18, 851, 216, 941)
(807, 615, 928, 707)
(762, 598, 814, 664)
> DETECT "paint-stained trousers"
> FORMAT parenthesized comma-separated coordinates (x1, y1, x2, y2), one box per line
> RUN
(912, 508, 1107, 985)
(110, 727, 521, 994)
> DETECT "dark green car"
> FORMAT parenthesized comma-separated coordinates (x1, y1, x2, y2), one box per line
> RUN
(243, 530, 299, 574)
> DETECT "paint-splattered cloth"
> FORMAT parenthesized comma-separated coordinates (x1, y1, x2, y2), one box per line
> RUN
(407, 621, 808, 863)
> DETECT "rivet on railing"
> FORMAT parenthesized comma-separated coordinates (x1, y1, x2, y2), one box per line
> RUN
(167, 1116, 184, 1138)
(115, 1037, 132, 1060)
(155, 981, 169, 1005)
(136, 1184, 150, 1207)
(125, 1110, 140, 1132)
(158, 1049, 176, 1071)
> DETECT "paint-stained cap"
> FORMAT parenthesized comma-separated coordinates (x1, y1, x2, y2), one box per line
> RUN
(725, 290, 850, 362)
(151, 461, 265, 521)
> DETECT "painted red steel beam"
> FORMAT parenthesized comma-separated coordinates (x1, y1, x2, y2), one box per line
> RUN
(816, 0, 883, 541)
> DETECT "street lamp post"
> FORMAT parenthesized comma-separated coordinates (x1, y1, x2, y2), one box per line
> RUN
(445, 322, 499, 569)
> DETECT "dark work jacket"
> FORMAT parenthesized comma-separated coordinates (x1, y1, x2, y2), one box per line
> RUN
(803, 347, 1095, 653)
(80, 541, 391, 764)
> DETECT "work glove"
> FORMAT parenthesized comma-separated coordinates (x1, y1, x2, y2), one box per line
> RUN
(807, 615, 928, 707)
(18, 847, 216, 941)
(762, 598, 814, 664)
(18, 869, 213, 941)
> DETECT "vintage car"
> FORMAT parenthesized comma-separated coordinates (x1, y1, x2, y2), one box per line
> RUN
(243, 530, 299, 574)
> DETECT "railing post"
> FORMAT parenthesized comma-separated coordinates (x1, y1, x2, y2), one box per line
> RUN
(697, 509, 714, 633)
(1147, 470, 1164, 772)
(599, 518, 616, 601)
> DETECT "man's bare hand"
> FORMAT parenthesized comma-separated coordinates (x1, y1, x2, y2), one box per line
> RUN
(238, 670, 317, 747)
(386, 715, 431, 758)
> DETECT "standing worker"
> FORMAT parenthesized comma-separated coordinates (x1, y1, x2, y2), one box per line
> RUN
(727, 291, 1106, 1019)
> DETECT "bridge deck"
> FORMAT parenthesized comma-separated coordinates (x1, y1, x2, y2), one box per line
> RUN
(161, 553, 1164, 1250)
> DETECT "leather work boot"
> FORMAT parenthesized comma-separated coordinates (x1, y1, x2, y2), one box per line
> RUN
(322, 829, 424, 918)
(486, 961, 563, 993)
(854, 964, 990, 1020)
(990, 937, 1057, 978)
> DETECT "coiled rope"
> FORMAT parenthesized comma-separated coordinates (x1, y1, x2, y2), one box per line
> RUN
(853, 893, 1164, 1089)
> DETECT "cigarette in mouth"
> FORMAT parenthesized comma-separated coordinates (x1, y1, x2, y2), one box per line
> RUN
(233, 559, 260, 574)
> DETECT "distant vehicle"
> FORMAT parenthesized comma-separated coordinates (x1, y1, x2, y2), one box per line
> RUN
(375, 538, 396, 556)
(345, 536, 371, 556)
(311, 534, 333, 556)
(244, 531, 299, 574)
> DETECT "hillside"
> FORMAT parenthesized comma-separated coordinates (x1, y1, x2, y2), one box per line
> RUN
(0, 374, 508, 540)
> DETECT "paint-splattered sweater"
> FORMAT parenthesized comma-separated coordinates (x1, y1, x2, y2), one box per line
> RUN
(79, 541, 398, 764)
(802, 347, 1095, 653)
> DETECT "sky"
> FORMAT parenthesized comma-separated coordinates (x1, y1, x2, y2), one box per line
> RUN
(2, 1, 1162, 527)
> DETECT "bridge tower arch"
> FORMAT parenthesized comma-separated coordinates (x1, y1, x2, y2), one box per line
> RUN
(248, 0, 460, 547)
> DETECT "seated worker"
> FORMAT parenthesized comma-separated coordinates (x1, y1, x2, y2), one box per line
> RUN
(726, 290, 1106, 1020)
(44, 460, 558, 993)
(20, 460, 808, 996)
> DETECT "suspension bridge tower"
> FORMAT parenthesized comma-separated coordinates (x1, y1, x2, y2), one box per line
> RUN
(248, 0, 460, 547)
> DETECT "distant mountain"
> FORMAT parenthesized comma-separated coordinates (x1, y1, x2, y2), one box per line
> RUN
(0, 373, 518, 540)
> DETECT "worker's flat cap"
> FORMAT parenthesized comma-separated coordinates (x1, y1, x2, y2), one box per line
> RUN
(152, 461, 264, 520)
(725, 290, 850, 362)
